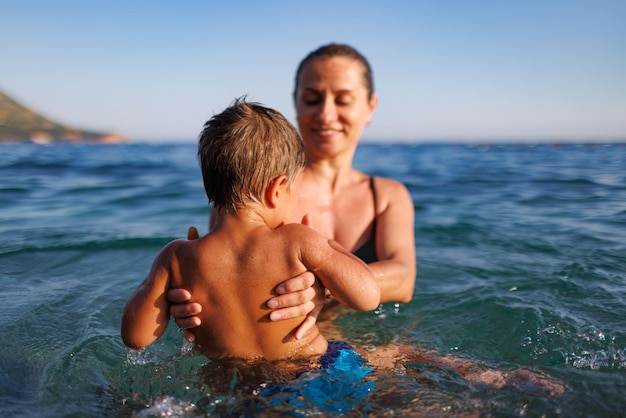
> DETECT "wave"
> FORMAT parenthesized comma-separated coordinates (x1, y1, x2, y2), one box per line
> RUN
(0, 236, 173, 257)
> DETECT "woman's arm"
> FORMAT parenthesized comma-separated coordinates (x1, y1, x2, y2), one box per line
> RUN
(368, 177, 416, 303)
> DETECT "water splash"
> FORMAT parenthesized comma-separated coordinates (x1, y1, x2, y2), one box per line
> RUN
(133, 396, 198, 417)
(523, 322, 626, 370)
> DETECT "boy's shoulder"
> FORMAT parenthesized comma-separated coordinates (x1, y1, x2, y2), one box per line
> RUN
(156, 238, 196, 260)
(276, 222, 317, 234)
(275, 223, 322, 242)
(162, 238, 191, 251)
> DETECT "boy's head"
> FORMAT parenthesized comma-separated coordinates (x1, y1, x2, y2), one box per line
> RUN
(198, 98, 305, 212)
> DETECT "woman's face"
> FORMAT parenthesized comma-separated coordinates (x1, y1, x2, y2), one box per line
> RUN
(295, 56, 377, 159)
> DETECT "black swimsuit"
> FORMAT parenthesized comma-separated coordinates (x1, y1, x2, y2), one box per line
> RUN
(351, 177, 378, 263)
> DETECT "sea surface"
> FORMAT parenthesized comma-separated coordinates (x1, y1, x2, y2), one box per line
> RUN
(0, 142, 625, 417)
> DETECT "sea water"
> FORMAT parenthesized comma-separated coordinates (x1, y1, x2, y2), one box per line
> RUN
(0, 142, 625, 417)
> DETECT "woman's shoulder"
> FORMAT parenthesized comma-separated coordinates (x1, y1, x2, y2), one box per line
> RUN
(372, 175, 410, 199)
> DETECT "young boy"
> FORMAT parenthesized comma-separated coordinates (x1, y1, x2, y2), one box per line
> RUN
(121, 99, 380, 361)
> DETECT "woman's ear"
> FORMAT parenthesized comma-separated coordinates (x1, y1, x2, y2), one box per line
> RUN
(366, 93, 378, 125)
(265, 175, 288, 209)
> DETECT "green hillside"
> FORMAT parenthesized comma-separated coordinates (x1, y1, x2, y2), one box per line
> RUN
(0, 89, 126, 143)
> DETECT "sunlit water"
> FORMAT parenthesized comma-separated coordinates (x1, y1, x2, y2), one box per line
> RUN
(1, 142, 625, 417)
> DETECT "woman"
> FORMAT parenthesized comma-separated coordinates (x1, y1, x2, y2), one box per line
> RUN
(169, 43, 416, 339)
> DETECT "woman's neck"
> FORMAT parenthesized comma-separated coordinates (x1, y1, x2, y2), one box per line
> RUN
(304, 153, 357, 190)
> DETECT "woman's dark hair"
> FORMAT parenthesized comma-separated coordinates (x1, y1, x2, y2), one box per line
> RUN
(293, 43, 375, 101)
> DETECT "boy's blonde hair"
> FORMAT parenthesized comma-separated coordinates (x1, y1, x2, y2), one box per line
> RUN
(198, 98, 305, 212)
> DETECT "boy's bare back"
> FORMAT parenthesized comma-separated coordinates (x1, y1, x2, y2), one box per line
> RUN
(122, 213, 378, 360)
(167, 219, 328, 360)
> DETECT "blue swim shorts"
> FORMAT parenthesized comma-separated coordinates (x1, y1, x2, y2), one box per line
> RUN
(258, 341, 375, 413)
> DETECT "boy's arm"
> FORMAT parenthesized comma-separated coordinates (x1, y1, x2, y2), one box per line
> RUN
(300, 228, 380, 311)
(121, 249, 172, 349)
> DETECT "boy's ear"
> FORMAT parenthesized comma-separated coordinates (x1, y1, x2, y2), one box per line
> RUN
(265, 175, 288, 209)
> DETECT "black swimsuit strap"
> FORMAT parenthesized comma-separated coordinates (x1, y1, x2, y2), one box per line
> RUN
(351, 176, 379, 263)
(370, 176, 377, 228)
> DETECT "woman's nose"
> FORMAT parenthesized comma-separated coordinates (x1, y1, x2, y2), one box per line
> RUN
(317, 99, 337, 123)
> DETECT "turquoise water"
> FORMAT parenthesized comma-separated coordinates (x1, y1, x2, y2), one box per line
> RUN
(1, 142, 625, 417)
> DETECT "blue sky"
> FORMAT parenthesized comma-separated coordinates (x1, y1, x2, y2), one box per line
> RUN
(1, 0, 625, 143)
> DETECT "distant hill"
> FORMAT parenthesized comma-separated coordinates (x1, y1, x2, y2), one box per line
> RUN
(0, 89, 127, 144)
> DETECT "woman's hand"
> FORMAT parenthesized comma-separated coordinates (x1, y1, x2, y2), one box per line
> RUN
(167, 226, 202, 342)
(168, 288, 202, 342)
(267, 271, 326, 339)
(186, 226, 200, 240)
